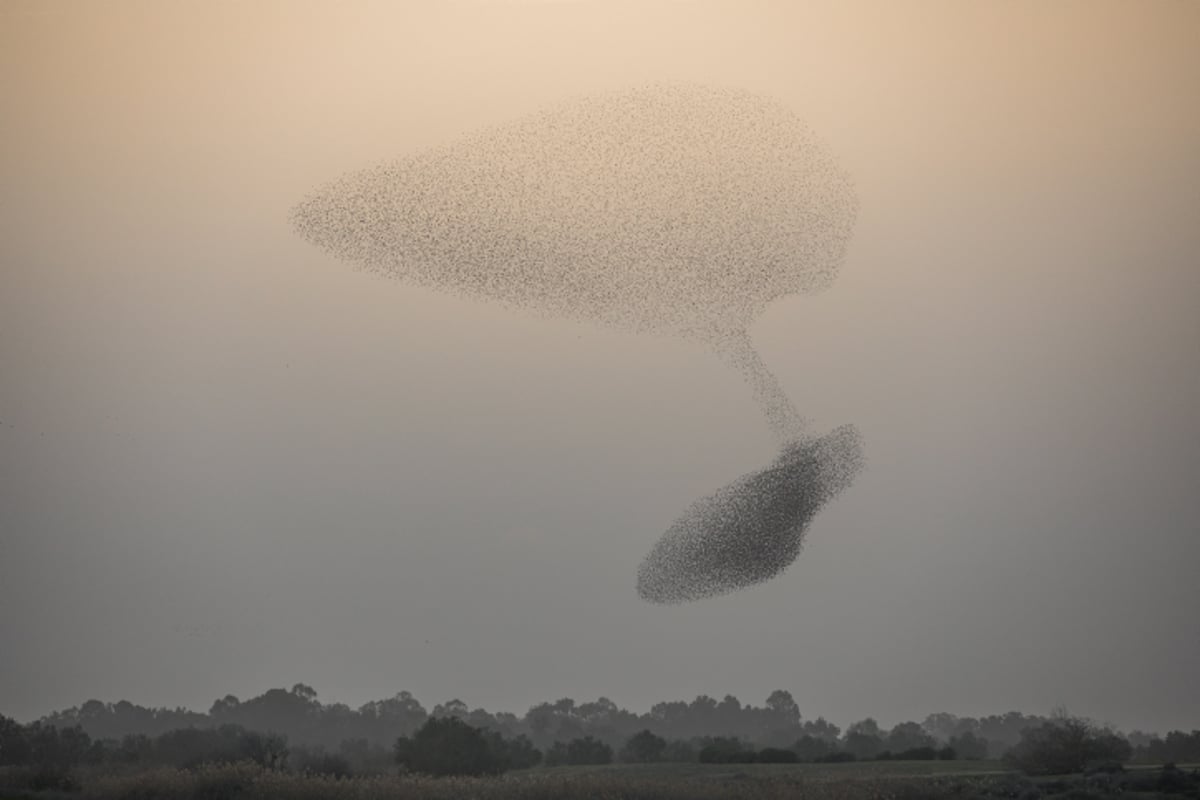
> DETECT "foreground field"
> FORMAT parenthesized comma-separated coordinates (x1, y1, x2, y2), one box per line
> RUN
(4, 759, 1196, 800)
(532, 758, 1009, 779)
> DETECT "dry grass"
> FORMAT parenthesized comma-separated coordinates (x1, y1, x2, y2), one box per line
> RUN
(75, 761, 995, 800)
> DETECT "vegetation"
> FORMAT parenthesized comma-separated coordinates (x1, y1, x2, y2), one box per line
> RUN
(30, 685, 1049, 757)
(3, 686, 1198, 797)
(0, 760, 1195, 800)
(544, 735, 613, 766)
(393, 717, 506, 776)
(1003, 712, 1133, 775)
(619, 729, 667, 763)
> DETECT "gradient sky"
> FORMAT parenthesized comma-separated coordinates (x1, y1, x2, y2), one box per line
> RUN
(2, 0, 1198, 733)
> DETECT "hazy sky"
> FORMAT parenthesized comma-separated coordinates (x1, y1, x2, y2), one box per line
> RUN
(2, 1, 1197, 733)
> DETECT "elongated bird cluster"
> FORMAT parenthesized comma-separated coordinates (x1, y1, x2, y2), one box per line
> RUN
(637, 425, 863, 604)
(292, 83, 862, 604)
(292, 84, 856, 341)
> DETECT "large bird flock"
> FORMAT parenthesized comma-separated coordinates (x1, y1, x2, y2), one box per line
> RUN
(293, 83, 863, 603)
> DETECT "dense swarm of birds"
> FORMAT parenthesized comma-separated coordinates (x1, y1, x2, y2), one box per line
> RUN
(637, 424, 864, 604)
(292, 83, 863, 604)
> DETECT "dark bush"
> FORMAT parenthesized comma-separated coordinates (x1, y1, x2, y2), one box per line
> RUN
(620, 730, 667, 763)
(949, 731, 990, 760)
(543, 741, 568, 767)
(544, 736, 612, 767)
(494, 732, 542, 770)
(756, 747, 798, 763)
(1003, 714, 1131, 776)
(895, 746, 938, 760)
(0, 763, 79, 792)
(842, 731, 885, 760)
(698, 737, 755, 764)
(394, 717, 506, 776)
(153, 724, 288, 770)
(816, 751, 857, 763)
(1155, 763, 1198, 793)
(566, 736, 613, 765)
(661, 739, 697, 762)
(1137, 730, 1200, 764)
(792, 734, 834, 762)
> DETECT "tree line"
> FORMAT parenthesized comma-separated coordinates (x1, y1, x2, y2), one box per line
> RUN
(6, 684, 1196, 782)
(28, 683, 1063, 755)
(4, 708, 1199, 788)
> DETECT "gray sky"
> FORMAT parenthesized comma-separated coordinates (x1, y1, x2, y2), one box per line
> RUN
(2, 0, 1198, 732)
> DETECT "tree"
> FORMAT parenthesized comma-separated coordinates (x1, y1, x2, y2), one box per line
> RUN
(358, 691, 428, 740)
(801, 717, 841, 742)
(793, 734, 833, 762)
(566, 736, 613, 765)
(842, 720, 885, 761)
(757, 747, 798, 763)
(544, 741, 568, 766)
(432, 699, 469, 719)
(1140, 730, 1200, 764)
(620, 729, 667, 763)
(846, 718, 880, 738)
(209, 695, 241, 717)
(291, 684, 318, 702)
(885, 721, 935, 754)
(948, 731, 989, 760)
(661, 739, 697, 762)
(542, 736, 613, 766)
(0, 714, 32, 765)
(698, 736, 755, 764)
(394, 717, 505, 776)
(1003, 712, 1132, 775)
(494, 733, 542, 769)
(240, 729, 289, 770)
(764, 690, 800, 725)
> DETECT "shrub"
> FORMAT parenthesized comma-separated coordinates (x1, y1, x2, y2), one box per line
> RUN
(544, 736, 612, 767)
(494, 732, 542, 770)
(564, 736, 613, 765)
(0, 763, 79, 792)
(661, 739, 697, 762)
(894, 746, 938, 760)
(1003, 713, 1132, 775)
(394, 716, 506, 776)
(756, 747, 798, 763)
(620, 730, 667, 763)
(697, 737, 755, 764)
(152, 724, 288, 770)
(949, 731, 990, 760)
(793, 734, 834, 762)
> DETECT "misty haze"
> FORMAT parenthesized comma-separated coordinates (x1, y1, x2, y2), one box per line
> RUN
(2, 1, 1198, 799)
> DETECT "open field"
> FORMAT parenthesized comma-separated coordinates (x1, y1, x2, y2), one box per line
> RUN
(5, 760, 1198, 800)
(530, 758, 1010, 779)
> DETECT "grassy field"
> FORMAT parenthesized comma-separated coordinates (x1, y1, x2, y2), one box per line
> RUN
(529, 757, 1010, 779)
(3, 759, 1197, 800)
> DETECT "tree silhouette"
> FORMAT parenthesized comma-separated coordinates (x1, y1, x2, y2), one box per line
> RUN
(394, 717, 506, 776)
(620, 730, 667, 763)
